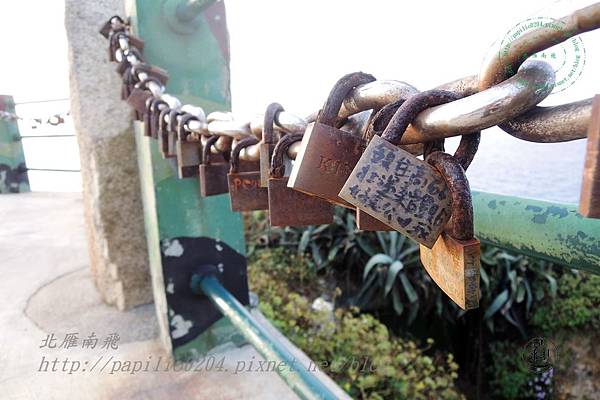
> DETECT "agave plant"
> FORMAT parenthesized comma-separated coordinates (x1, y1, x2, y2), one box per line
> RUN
(352, 231, 422, 323)
(480, 246, 558, 337)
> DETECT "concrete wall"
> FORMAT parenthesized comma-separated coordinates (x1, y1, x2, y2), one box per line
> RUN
(64, 0, 152, 310)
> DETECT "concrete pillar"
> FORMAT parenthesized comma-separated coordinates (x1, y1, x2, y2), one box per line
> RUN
(64, 0, 152, 310)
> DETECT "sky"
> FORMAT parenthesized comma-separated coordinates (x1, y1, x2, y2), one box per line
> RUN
(0, 0, 598, 201)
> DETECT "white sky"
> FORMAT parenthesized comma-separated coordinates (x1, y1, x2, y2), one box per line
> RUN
(0, 0, 598, 200)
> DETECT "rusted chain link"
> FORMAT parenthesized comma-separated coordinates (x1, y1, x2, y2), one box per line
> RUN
(101, 3, 599, 161)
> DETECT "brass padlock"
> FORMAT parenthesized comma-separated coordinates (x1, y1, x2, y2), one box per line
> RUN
(580, 94, 600, 218)
(268, 133, 333, 226)
(259, 102, 284, 187)
(288, 72, 376, 207)
(419, 151, 480, 310)
(199, 135, 230, 197)
(228, 137, 268, 211)
(176, 113, 202, 179)
(340, 90, 464, 248)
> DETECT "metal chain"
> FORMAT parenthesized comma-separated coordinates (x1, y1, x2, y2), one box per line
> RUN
(101, 3, 600, 160)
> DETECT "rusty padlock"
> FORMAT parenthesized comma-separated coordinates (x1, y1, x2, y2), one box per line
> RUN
(176, 113, 202, 179)
(288, 72, 376, 207)
(339, 90, 466, 248)
(126, 77, 161, 121)
(100, 15, 126, 38)
(268, 133, 334, 226)
(199, 135, 230, 197)
(580, 94, 600, 218)
(228, 137, 269, 211)
(356, 99, 406, 231)
(109, 31, 144, 63)
(259, 103, 284, 187)
(131, 63, 169, 86)
(166, 109, 184, 158)
(143, 97, 155, 137)
(149, 98, 168, 139)
(157, 107, 173, 157)
(419, 151, 480, 310)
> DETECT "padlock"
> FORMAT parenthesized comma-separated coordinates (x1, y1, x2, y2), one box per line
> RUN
(176, 113, 202, 179)
(142, 97, 155, 137)
(166, 109, 184, 158)
(259, 103, 284, 187)
(109, 31, 144, 63)
(339, 90, 466, 248)
(126, 77, 161, 121)
(580, 94, 600, 218)
(227, 137, 269, 211)
(268, 133, 333, 226)
(149, 99, 168, 139)
(157, 107, 173, 157)
(100, 15, 126, 38)
(131, 63, 169, 86)
(356, 99, 406, 231)
(288, 72, 376, 207)
(419, 151, 480, 310)
(199, 135, 230, 197)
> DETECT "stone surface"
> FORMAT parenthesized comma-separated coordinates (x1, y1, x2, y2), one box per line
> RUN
(64, 0, 151, 310)
(0, 192, 348, 399)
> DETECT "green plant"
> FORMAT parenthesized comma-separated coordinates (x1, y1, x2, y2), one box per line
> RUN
(353, 232, 422, 323)
(249, 248, 464, 400)
(479, 247, 559, 337)
(486, 341, 536, 400)
(531, 270, 600, 333)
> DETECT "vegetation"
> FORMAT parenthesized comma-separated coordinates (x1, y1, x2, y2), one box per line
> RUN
(249, 248, 464, 400)
(531, 271, 600, 333)
(244, 209, 598, 399)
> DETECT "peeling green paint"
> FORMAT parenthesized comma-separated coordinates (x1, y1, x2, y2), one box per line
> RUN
(472, 191, 600, 274)
(0, 95, 29, 193)
(131, 1, 246, 359)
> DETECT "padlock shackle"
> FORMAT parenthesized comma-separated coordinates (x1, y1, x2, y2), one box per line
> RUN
(131, 63, 169, 86)
(177, 113, 200, 141)
(453, 133, 480, 171)
(202, 135, 219, 166)
(364, 98, 407, 142)
(167, 109, 184, 133)
(426, 151, 473, 241)
(382, 90, 461, 145)
(270, 133, 303, 178)
(230, 136, 259, 173)
(135, 76, 161, 92)
(263, 103, 284, 145)
(149, 98, 167, 114)
(120, 47, 144, 67)
(157, 106, 171, 135)
(318, 72, 376, 126)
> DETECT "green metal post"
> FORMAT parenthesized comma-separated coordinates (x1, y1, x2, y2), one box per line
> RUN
(128, 1, 246, 359)
(473, 191, 600, 274)
(195, 275, 338, 400)
(0, 95, 29, 193)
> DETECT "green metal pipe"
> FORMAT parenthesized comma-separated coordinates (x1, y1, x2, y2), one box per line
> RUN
(472, 191, 600, 274)
(194, 275, 339, 400)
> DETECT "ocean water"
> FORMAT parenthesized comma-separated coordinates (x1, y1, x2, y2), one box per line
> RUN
(458, 127, 586, 204)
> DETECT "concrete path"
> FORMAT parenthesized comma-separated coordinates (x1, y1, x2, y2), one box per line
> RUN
(0, 193, 346, 400)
